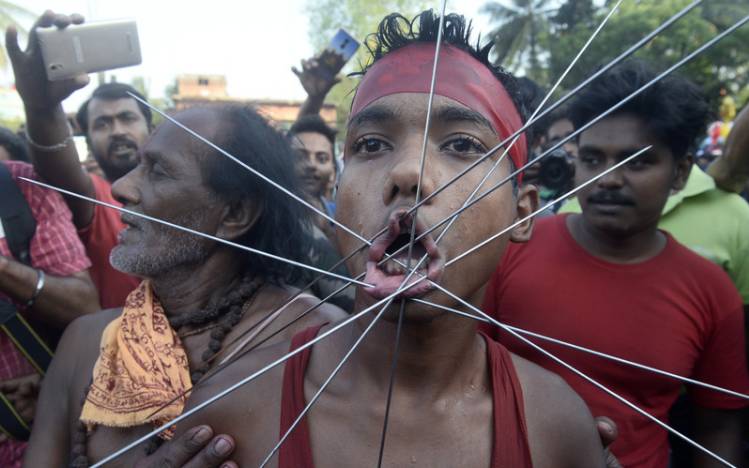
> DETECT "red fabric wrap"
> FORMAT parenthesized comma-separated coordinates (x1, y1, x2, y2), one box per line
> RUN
(351, 43, 527, 170)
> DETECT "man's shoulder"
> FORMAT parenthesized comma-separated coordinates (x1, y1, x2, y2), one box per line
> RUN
(502, 214, 568, 267)
(664, 235, 742, 297)
(64, 308, 121, 344)
(510, 351, 605, 467)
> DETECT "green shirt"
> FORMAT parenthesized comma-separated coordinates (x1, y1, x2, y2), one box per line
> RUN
(560, 166, 749, 303)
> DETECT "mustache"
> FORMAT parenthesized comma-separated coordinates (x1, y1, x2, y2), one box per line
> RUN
(108, 136, 138, 154)
(587, 191, 635, 205)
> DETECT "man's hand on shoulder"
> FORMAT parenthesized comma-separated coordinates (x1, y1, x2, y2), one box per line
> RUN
(5, 10, 90, 112)
(595, 416, 622, 468)
(134, 425, 237, 468)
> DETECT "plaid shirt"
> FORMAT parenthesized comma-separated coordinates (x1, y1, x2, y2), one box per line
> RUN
(0, 161, 91, 466)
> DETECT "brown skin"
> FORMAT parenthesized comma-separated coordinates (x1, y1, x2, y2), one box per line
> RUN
(570, 113, 744, 467)
(163, 94, 606, 467)
(5, 11, 150, 229)
(22, 108, 345, 467)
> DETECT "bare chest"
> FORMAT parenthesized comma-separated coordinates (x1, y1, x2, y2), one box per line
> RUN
(304, 387, 494, 468)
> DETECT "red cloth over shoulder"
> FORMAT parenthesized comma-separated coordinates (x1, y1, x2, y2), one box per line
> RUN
(77, 174, 139, 309)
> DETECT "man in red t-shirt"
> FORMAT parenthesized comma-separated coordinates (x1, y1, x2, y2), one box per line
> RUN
(6, 12, 146, 308)
(483, 60, 749, 468)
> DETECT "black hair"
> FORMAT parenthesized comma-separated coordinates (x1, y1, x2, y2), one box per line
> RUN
(200, 105, 313, 285)
(288, 115, 338, 171)
(0, 127, 29, 162)
(355, 10, 529, 126)
(76, 83, 153, 136)
(516, 77, 547, 146)
(568, 59, 710, 160)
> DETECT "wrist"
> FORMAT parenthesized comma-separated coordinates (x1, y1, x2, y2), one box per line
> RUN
(25, 270, 45, 309)
(24, 103, 66, 120)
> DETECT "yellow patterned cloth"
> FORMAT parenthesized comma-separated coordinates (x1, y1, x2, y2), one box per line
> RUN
(80, 281, 191, 435)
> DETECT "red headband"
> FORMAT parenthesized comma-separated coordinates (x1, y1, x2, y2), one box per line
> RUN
(351, 43, 527, 172)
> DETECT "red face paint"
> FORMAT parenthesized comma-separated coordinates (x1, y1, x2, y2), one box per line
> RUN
(351, 43, 527, 172)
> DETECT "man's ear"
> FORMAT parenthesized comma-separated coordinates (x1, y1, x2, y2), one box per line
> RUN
(216, 198, 263, 241)
(509, 184, 538, 243)
(672, 154, 693, 192)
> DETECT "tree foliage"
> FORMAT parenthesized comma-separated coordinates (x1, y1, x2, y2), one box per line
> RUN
(483, 0, 749, 109)
(481, 0, 554, 81)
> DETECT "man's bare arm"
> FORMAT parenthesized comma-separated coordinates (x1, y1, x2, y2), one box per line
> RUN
(0, 256, 99, 327)
(708, 104, 749, 193)
(23, 315, 93, 467)
(6, 11, 95, 228)
(692, 406, 745, 468)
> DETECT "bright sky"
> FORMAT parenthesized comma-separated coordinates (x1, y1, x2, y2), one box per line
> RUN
(10, 0, 491, 112)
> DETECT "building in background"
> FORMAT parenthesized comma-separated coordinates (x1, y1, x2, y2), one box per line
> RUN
(172, 74, 336, 129)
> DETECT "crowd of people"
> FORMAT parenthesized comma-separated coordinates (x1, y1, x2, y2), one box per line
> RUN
(0, 7, 747, 468)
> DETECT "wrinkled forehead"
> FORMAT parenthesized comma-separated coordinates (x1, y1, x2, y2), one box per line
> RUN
(347, 93, 494, 134)
(144, 109, 222, 164)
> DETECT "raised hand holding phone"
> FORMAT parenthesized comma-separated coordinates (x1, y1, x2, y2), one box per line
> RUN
(5, 10, 90, 111)
(292, 29, 360, 99)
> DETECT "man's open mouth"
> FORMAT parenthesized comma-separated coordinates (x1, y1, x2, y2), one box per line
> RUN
(109, 141, 138, 159)
(364, 209, 445, 300)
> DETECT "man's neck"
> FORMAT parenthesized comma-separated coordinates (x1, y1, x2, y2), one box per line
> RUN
(150, 251, 242, 319)
(343, 293, 488, 400)
(567, 214, 666, 264)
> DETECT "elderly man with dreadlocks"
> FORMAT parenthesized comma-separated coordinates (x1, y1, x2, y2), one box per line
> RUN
(19, 12, 346, 468)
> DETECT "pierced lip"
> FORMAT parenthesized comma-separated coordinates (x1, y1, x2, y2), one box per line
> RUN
(363, 207, 445, 300)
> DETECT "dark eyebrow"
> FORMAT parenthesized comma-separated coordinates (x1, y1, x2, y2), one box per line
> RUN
(434, 106, 495, 134)
(577, 145, 603, 155)
(116, 111, 138, 118)
(348, 105, 396, 129)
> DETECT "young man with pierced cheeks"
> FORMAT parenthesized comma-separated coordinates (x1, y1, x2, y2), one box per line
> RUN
(483, 61, 749, 468)
(159, 12, 611, 468)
